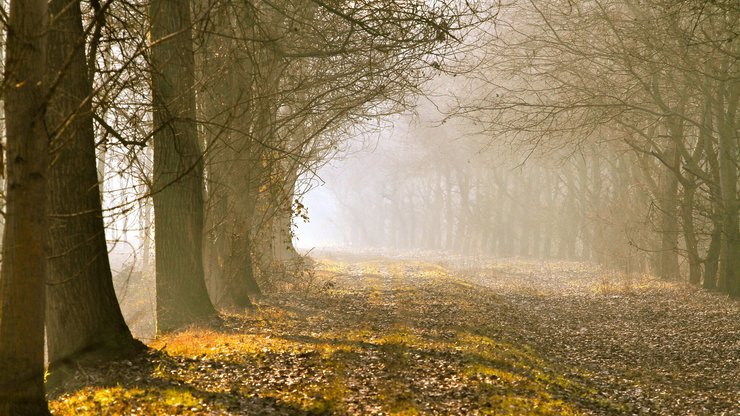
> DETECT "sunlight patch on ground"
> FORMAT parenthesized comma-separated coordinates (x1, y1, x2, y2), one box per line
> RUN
(50, 386, 205, 415)
(50, 256, 630, 415)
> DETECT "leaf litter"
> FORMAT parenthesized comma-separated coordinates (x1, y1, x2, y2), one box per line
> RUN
(49, 253, 739, 415)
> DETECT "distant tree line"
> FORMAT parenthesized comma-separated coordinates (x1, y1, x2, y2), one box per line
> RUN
(338, 0, 739, 297)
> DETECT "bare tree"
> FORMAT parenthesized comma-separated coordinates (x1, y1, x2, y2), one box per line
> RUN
(44, 0, 145, 385)
(150, 0, 217, 332)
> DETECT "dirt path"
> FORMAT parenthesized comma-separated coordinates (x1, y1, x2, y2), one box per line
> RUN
(50, 254, 740, 415)
(444, 258, 740, 416)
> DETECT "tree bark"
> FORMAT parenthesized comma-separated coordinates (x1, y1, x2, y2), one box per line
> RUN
(716, 78, 739, 296)
(677, 183, 701, 285)
(198, 3, 262, 307)
(44, 0, 145, 385)
(150, 0, 217, 332)
(703, 218, 722, 290)
(658, 145, 681, 280)
(541, 172, 555, 259)
(432, 172, 443, 249)
(701, 91, 721, 290)
(577, 156, 591, 260)
(0, 0, 51, 413)
(272, 167, 300, 262)
(444, 171, 454, 250)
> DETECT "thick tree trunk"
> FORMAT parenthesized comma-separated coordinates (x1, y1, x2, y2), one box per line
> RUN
(663, 109, 700, 284)
(150, 0, 217, 333)
(200, 1, 286, 304)
(202, 133, 261, 306)
(44, 0, 144, 384)
(0, 0, 51, 413)
(272, 207, 298, 261)
(223, 179, 261, 303)
(205, 182, 260, 307)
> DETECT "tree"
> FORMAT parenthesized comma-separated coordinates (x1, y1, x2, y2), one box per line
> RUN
(150, 0, 217, 332)
(44, 0, 145, 385)
(199, 0, 479, 297)
(452, 0, 738, 292)
(0, 0, 51, 414)
(199, 0, 264, 308)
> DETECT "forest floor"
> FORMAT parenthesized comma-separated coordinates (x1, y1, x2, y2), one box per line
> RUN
(49, 252, 740, 415)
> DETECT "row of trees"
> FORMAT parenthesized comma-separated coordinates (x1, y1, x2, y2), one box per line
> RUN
(466, 0, 738, 294)
(0, 0, 481, 413)
(335, 125, 668, 276)
(335, 0, 738, 296)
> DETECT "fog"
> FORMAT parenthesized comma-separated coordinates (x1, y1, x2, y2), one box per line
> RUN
(76, 0, 737, 344)
(1, 0, 737, 413)
(296, 88, 648, 271)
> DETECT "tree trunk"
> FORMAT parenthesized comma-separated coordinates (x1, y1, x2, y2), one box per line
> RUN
(542, 173, 555, 259)
(272, 166, 300, 262)
(664, 114, 701, 285)
(44, 0, 144, 385)
(206, 176, 261, 307)
(701, 90, 721, 291)
(432, 172, 443, 249)
(142, 198, 152, 274)
(150, 0, 217, 333)
(679, 183, 701, 285)
(529, 170, 542, 258)
(716, 79, 739, 296)
(0, 0, 51, 413)
(560, 169, 578, 260)
(455, 169, 471, 252)
(444, 171, 454, 250)
(658, 145, 681, 280)
(590, 153, 604, 263)
(578, 156, 592, 261)
(703, 218, 721, 290)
